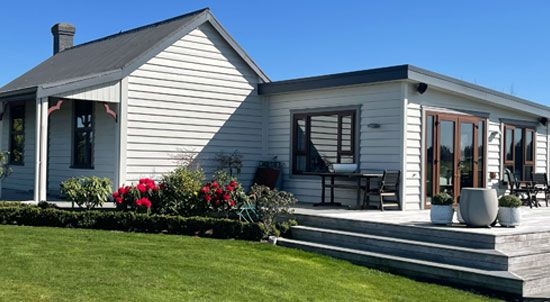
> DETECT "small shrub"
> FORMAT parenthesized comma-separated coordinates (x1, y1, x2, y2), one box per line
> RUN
(158, 167, 204, 216)
(113, 178, 161, 213)
(248, 184, 297, 236)
(60, 176, 112, 209)
(0, 151, 12, 181)
(432, 192, 453, 206)
(498, 195, 522, 208)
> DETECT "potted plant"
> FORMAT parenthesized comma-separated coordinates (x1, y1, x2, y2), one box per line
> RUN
(430, 192, 454, 225)
(497, 195, 522, 227)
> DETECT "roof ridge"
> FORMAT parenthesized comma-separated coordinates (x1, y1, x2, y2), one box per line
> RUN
(61, 7, 209, 52)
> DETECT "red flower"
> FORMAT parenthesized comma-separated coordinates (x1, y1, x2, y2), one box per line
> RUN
(135, 197, 151, 208)
(222, 193, 231, 201)
(211, 181, 219, 189)
(200, 186, 210, 194)
(229, 180, 237, 187)
(137, 183, 147, 193)
(115, 197, 123, 204)
(215, 188, 223, 196)
(225, 185, 234, 192)
(214, 200, 220, 206)
(204, 195, 212, 203)
(228, 199, 236, 207)
(112, 192, 119, 199)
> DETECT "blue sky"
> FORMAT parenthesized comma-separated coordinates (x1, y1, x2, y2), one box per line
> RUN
(1, 1, 549, 104)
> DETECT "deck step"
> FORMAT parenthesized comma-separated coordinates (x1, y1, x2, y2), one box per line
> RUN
(294, 213, 497, 249)
(291, 225, 508, 270)
(515, 267, 550, 297)
(276, 237, 523, 297)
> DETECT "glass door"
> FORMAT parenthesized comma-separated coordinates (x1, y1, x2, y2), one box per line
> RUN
(425, 113, 485, 207)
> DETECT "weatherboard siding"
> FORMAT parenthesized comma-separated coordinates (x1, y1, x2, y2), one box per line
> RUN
(1, 102, 36, 192)
(406, 85, 548, 207)
(47, 101, 117, 194)
(125, 23, 264, 185)
(267, 82, 404, 206)
(55, 81, 121, 103)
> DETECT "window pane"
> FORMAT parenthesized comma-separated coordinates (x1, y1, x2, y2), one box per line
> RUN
(505, 128, 513, 161)
(525, 130, 534, 162)
(477, 121, 485, 188)
(73, 101, 94, 168)
(514, 129, 523, 179)
(295, 155, 306, 173)
(426, 116, 434, 202)
(309, 114, 338, 172)
(295, 118, 306, 152)
(340, 114, 353, 152)
(439, 120, 455, 196)
(9, 105, 25, 165)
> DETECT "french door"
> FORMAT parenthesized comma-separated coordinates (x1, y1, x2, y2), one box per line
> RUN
(425, 112, 486, 207)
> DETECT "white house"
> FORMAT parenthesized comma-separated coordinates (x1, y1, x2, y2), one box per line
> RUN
(1, 8, 549, 210)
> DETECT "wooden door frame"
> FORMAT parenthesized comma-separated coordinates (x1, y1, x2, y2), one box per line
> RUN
(424, 111, 486, 207)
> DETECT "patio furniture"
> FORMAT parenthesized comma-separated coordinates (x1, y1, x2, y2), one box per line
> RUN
(316, 171, 383, 207)
(459, 188, 498, 227)
(504, 169, 536, 208)
(531, 172, 549, 207)
(363, 170, 400, 211)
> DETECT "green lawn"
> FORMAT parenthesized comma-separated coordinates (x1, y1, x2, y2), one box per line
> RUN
(0, 225, 496, 302)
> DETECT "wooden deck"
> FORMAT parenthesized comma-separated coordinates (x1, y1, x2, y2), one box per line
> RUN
(277, 204, 550, 299)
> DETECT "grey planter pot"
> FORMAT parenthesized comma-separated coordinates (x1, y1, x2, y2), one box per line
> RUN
(498, 207, 521, 227)
(430, 205, 454, 225)
(459, 188, 498, 227)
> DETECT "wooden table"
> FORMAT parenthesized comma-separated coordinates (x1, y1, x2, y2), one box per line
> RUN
(315, 172, 383, 207)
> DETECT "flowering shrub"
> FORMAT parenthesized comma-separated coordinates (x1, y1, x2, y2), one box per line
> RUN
(199, 171, 248, 216)
(113, 178, 160, 212)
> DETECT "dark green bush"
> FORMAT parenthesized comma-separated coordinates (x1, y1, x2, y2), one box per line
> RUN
(498, 195, 522, 208)
(432, 192, 453, 205)
(0, 206, 265, 241)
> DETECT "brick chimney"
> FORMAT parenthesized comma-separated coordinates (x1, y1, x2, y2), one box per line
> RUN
(51, 23, 75, 54)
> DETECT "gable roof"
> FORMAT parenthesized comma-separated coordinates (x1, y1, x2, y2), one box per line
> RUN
(258, 64, 550, 117)
(0, 8, 269, 100)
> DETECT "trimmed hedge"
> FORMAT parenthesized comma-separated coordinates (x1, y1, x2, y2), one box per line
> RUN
(0, 206, 265, 241)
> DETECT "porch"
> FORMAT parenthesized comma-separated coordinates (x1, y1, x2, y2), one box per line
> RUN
(278, 204, 550, 299)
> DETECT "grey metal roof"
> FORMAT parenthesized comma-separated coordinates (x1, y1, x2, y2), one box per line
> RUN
(0, 7, 271, 97)
(1, 9, 207, 94)
(258, 65, 409, 95)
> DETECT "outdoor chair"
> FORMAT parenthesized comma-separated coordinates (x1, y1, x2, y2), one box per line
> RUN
(504, 169, 536, 208)
(531, 172, 549, 207)
(363, 170, 400, 211)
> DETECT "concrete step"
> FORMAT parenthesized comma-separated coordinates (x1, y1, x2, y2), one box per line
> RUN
(291, 225, 509, 271)
(294, 213, 497, 249)
(276, 237, 524, 297)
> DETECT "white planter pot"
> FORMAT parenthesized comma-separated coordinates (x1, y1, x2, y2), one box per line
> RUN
(459, 188, 498, 227)
(430, 205, 454, 225)
(498, 207, 521, 227)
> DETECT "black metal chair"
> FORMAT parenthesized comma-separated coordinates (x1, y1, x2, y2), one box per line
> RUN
(363, 170, 400, 211)
(531, 172, 549, 207)
(504, 168, 535, 208)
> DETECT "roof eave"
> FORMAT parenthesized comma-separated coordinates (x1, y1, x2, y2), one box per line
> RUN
(0, 86, 38, 101)
(258, 65, 409, 95)
(407, 65, 550, 117)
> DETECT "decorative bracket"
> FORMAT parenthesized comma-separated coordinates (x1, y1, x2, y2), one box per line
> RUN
(103, 103, 117, 122)
(48, 99, 64, 116)
(0, 102, 8, 121)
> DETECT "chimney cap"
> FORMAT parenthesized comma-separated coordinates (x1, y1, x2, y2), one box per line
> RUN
(51, 23, 75, 35)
